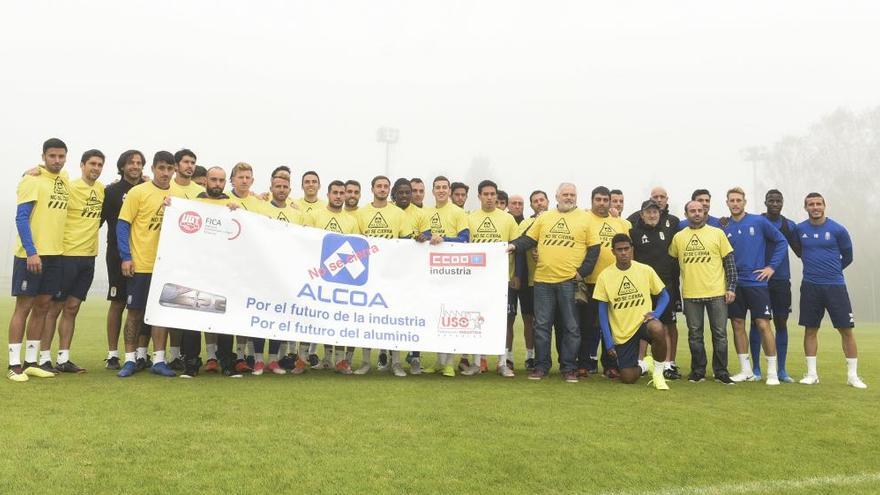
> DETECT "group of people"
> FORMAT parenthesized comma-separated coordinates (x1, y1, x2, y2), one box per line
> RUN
(8, 138, 866, 390)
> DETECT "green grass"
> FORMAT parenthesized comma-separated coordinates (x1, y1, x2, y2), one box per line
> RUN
(1, 298, 878, 494)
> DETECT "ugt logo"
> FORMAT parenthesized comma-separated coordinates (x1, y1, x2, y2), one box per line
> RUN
(319, 234, 371, 286)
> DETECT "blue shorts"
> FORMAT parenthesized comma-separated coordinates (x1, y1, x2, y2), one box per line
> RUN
(126, 273, 153, 310)
(768, 279, 792, 317)
(507, 285, 534, 317)
(11, 255, 63, 297)
(106, 250, 128, 302)
(799, 282, 854, 329)
(56, 256, 95, 301)
(614, 324, 652, 369)
(728, 286, 772, 320)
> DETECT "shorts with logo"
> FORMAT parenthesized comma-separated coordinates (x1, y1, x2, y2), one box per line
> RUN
(728, 285, 772, 320)
(126, 273, 153, 310)
(55, 256, 96, 301)
(507, 286, 535, 317)
(768, 279, 792, 316)
(651, 293, 676, 325)
(614, 324, 652, 369)
(11, 255, 63, 297)
(106, 250, 128, 302)
(799, 282, 854, 329)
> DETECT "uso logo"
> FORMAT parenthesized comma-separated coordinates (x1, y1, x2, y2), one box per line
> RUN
(178, 211, 203, 234)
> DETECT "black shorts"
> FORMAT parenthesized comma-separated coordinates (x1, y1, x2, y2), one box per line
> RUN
(768, 279, 792, 317)
(798, 282, 854, 329)
(11, 255, 63, 297)
(651, 293, 676, 325)
(507, 285, 535, 317)
(615, 324, 652, 369)
(728, 286, 772, 320)
(126, 273, 153, 310)
(106, 250, 127, 302)
(56, 256, 95, 301)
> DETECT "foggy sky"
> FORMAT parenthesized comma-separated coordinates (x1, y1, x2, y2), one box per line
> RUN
(3, 1, 880, 276)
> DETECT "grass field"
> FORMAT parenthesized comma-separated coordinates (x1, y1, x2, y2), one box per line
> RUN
(1, 298, 878, 494)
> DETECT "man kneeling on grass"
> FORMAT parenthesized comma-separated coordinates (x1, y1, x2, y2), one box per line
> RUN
(593, 233, 671, 390)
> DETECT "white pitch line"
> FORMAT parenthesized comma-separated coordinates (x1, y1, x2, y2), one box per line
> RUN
(598, 472, 880, 495)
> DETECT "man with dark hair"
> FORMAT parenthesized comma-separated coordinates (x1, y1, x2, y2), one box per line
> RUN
(101, 150, 148, 370)
(38, 149, 106, 373)
(344, 179, 361, 215)
(579, 186, 630, 378)
(678, 189, 722, 229)
(748, 189, 800, 382)
(513, 189, 550, 370)
(116, 151, 178, 378)
(294, 180, 361, 375)
(7, 138, 69, 381)
(424, 176, 469, 376)
(630, 199, 681, 379)
(609, 189, 624, 218)
(352, 175, 410, 376)
(496, 190, 509, 210)
(722, 188, 787, 385)
(509, 183, 599, 382)
(668, 200, 737, 384)
(794, 193, 865, 388)
(192, 165, 208, 187)
(451, 181, 469, 210)
(594, 233, 670, 389)
(296, 170, 326, 213)
(410, 178, 426, 208)
(460, 180, 523, 377)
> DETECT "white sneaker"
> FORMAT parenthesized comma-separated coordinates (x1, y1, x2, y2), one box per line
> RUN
(320, 356, 333, 370)
(352, 362, 371, 375)
(498, 365, 515, 378)
(780, 375, 795, 383)
(409, 358, 422, 375)
(799, 374, 819, 385)
(460, 364, 481, 376)
(765, 375, 780, 386)
(392, 363, 407, 377)
(730, 371, 756, 383)
(847, 376, 868, 389)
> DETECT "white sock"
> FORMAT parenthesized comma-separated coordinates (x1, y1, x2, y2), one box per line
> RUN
(136, 347, 147, 360)
(125, 351, 136, 363)
(205, 344, 217, 360)
(474, 354, 483, 366)
(235, 343, 244, 356)
(308, 343, 318, 354)
(361, 349, 372, 363)
(25, 340, 40, 363)
(664, 361, 673, 370)
(108, 350, 119, 359)
(168, 346, 180, 361)
(438, 352, 448, 366)
(245, 340, 254, 356)
(526, 348, 535, 359)
(153, 350, 166, 364)
(737, 354, 750, 374)
(805, 356, 818, 376)
(345, 351, 354, 362)
(335, 349, 344, 363)
(655, 360, 666, 376)
(391, 351, 400, 365)
(766, 356, 778, 378)
(254, 352, 264, 364)
(637, 359, 647, 374)
(57, 349, 70, 365)
(498, 354, 507, 367)
(9, 343, 22, 366)
(506, 350, 513, 362)
(39, 350, 52, 364)
(846, 358, 858, 378)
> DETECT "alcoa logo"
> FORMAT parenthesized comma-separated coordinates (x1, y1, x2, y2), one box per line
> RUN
(318, 234, 373, 286)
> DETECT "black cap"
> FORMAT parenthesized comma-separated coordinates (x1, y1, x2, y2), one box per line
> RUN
(641, 199, 661, 211)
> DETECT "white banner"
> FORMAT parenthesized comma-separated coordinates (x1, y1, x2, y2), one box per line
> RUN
(145, 199, 508, 354)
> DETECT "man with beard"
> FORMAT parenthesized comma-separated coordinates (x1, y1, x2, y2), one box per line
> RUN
(410, 178, 426, 208)
(344, 179, 361, 216)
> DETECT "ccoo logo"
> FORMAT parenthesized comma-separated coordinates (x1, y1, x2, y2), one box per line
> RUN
(319, 234, 371, 286)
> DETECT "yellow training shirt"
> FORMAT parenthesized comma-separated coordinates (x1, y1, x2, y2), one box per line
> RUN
(592, 261, 665, 344)
(427, 201, 468, 238)
(63, 178, 105, 256)
(305, 207, 360, 234)
(169, 179, 205, 199)
(265, 201, 304, 225)
(526, 208, 598, 284)
(294, 197, 327, 215)
(584, 211, 632, 284)
(357, 203, 410, 238)
(15, 171, 69, 257)
(196, 193, 235, 207)
(468, 208, 519, 280)
(668, 224, 733, 298)
(230, 191, 272, 216)
(118, 181, 170, 273)
(400, 204, 429, 239)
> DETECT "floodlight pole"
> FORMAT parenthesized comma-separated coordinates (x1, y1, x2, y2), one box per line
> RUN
(376, 127, 399, 177)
